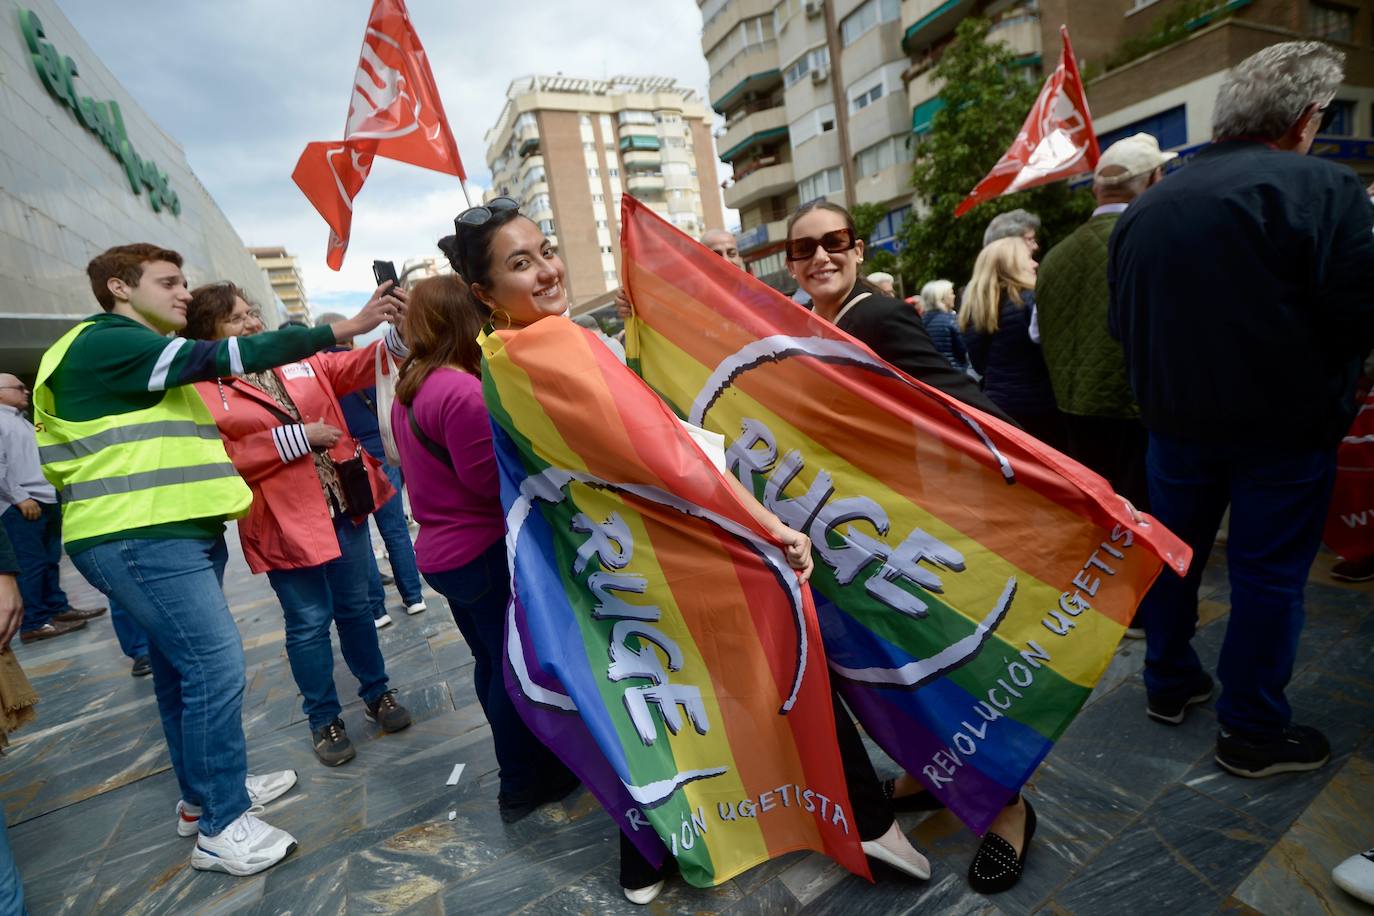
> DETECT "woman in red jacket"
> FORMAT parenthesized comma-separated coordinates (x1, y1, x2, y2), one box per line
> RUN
(184, 283, 412, 767)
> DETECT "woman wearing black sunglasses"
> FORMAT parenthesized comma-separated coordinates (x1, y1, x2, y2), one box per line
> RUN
(784, 200, 1036, 895)
(437, 197, 937, 905)
(783, 201, 1008, 423)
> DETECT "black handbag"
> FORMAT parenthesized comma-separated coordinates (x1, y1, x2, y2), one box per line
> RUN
(334, 445, 377, 516)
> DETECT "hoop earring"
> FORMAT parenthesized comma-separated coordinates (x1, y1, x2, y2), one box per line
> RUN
(489, 308, 514, 330)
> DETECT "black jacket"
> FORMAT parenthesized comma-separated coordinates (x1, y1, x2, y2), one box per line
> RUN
(1109, 140, 1374, 447)
(961, 291, 1058, 419)
(922, 309, 968, 369)
(835, 287, 1012, 423)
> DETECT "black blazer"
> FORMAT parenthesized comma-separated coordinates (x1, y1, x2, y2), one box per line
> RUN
(834, 286, 1014, 424)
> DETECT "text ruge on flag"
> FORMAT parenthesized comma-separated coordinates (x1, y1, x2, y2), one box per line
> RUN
(620, 195, 1190, 836)
(482, 319, 871, 886)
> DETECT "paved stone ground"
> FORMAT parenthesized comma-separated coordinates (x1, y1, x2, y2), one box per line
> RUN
(1, 530, 1370, 915)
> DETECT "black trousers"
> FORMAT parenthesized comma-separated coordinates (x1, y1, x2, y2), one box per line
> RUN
(1062, 413, 1150, 511)
(619, 688, 893, 888)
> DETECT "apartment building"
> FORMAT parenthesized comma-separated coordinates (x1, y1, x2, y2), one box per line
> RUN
(902, 1, 1374, 181)
(705, 0, 917, 288)
(248, 247, 310, 322)
(483, 75, 726, 306)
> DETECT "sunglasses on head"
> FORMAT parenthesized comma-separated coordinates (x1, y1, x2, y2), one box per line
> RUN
(452, 197, 520, 278)
(455, 196, 519, 230)
(785, 228, 855, 262)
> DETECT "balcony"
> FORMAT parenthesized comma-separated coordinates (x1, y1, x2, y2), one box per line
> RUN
(987, 13, 1041, 63)
(901, 0, 974, 52)
(702, 0, 776, 54)
(626, 173, 666, 194)
(718, 105, 788, 163)
(853, 163, 913, 210)
(622, 149, 661, 170)
(724, 160, 796, 211)
(619, 134, 662, 152)
(710, 44, 782, 115)
(906, 62, 941, 117)
(518, 135, 540, 157)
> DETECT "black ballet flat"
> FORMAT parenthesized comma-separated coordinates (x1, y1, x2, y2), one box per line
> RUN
(968, 798, 1036, 894)
(881, 777, 947, 812)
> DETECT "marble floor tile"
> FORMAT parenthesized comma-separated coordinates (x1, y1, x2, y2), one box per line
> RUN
(1233, 755, 1374, 916)
(5, 532, 1369, 914)
(1050, 783, 1278, 915)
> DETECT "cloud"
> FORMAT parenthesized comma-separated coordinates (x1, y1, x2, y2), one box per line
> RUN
(56, 0, 732, 307)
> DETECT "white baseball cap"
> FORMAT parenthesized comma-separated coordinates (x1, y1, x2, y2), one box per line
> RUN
(1095, 133, 1177, 185)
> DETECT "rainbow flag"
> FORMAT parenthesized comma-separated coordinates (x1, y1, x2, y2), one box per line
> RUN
(620, 196, 1192, 836)
(481, 319, 871, 887)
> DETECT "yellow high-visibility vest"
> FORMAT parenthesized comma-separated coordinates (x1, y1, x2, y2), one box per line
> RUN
(33, 321, 250, 544)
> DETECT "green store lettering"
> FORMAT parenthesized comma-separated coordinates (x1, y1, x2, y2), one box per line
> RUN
(18, 9, 180, 216)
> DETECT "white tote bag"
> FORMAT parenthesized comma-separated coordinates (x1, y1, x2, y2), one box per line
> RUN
(375, 345, 402, 467)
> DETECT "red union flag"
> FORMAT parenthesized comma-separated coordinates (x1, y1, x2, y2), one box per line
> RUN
(292, 0, 464, 269)
(954, 27, 1098, 217)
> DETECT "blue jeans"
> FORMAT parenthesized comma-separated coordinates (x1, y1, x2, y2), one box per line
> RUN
(424, 538, 569, 802)
(1, 501, 70, 631)
(371, 466, 423, 606)
(0, 805, 23, 915)
(109, 601, 150, 660)
(1140, 433, 1337, 737)
(72, 536, 250, 836)
(365, 552, 389, 620)
(266, 516, 390, 730)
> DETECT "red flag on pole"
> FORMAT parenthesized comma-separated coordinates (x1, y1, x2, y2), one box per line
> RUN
(292, 0, 465, 269)
(953, 27, 1098, 217)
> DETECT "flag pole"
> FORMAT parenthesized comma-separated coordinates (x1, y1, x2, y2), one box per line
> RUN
(459, 178, 474, 209)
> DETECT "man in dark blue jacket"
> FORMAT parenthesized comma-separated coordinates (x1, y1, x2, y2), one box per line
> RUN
(317, 315, 426, 626)
(1109, 41, 1374, 778)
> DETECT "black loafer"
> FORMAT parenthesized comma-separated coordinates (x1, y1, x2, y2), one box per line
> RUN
(968, 798, 1036, 894)
(881, 777, 947, 812)
(131, 656, 152, 677)
(498, 771, 582, 823)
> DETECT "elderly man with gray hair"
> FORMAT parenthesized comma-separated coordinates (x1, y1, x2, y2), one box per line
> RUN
(983, 208, 1041, 257)
(1110, 42, 1374, 779)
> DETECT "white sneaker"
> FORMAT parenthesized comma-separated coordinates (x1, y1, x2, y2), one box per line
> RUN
(1334, 848, 1374, 904)
(623, 880, 664, 905)
(191, 809, 297, 876)
(176, 770, 299, 837)
(374, 613, 393, 629)
(405, 600, 427, 615)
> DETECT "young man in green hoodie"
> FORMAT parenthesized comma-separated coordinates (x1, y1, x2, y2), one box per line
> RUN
(34, 243, 403, 876)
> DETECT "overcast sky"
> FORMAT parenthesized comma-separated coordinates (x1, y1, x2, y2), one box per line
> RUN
(58, 0, 727, 314)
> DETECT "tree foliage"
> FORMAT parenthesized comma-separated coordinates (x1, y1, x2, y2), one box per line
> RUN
(897, 17, 1093, 289)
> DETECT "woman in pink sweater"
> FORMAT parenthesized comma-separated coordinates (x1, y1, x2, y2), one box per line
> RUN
(391, 274, 576, 823)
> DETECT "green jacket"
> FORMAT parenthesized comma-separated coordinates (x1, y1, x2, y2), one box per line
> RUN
(1035, 213, 1139, 418)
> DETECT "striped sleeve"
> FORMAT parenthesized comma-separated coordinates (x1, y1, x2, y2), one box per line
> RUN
(384, 325, 410, 360)
(271, 424, 313, 463)
(165, 326, 338, 387)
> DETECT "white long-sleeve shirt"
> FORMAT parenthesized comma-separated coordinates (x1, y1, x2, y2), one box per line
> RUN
(0, 405, 57, 510)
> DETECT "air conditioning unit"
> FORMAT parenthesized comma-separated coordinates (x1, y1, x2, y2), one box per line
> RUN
(804, 0, 823, 18)
(810, 66, 828, 84)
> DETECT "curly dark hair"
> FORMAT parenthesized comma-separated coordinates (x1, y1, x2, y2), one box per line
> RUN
(183, 282, 252, 340)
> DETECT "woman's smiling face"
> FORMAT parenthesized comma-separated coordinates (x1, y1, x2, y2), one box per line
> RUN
(472, 216, 569, 327)
(785, 208, 864, 311)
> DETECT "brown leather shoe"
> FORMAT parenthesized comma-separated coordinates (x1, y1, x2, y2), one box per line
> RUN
(19, 619, 88, 642)
(53, 606, 107, 622)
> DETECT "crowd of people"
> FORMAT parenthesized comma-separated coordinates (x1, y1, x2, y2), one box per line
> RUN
(0, 37, 1371, 912)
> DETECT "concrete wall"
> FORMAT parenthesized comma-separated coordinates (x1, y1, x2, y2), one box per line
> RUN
(0, 0, 281, 376)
